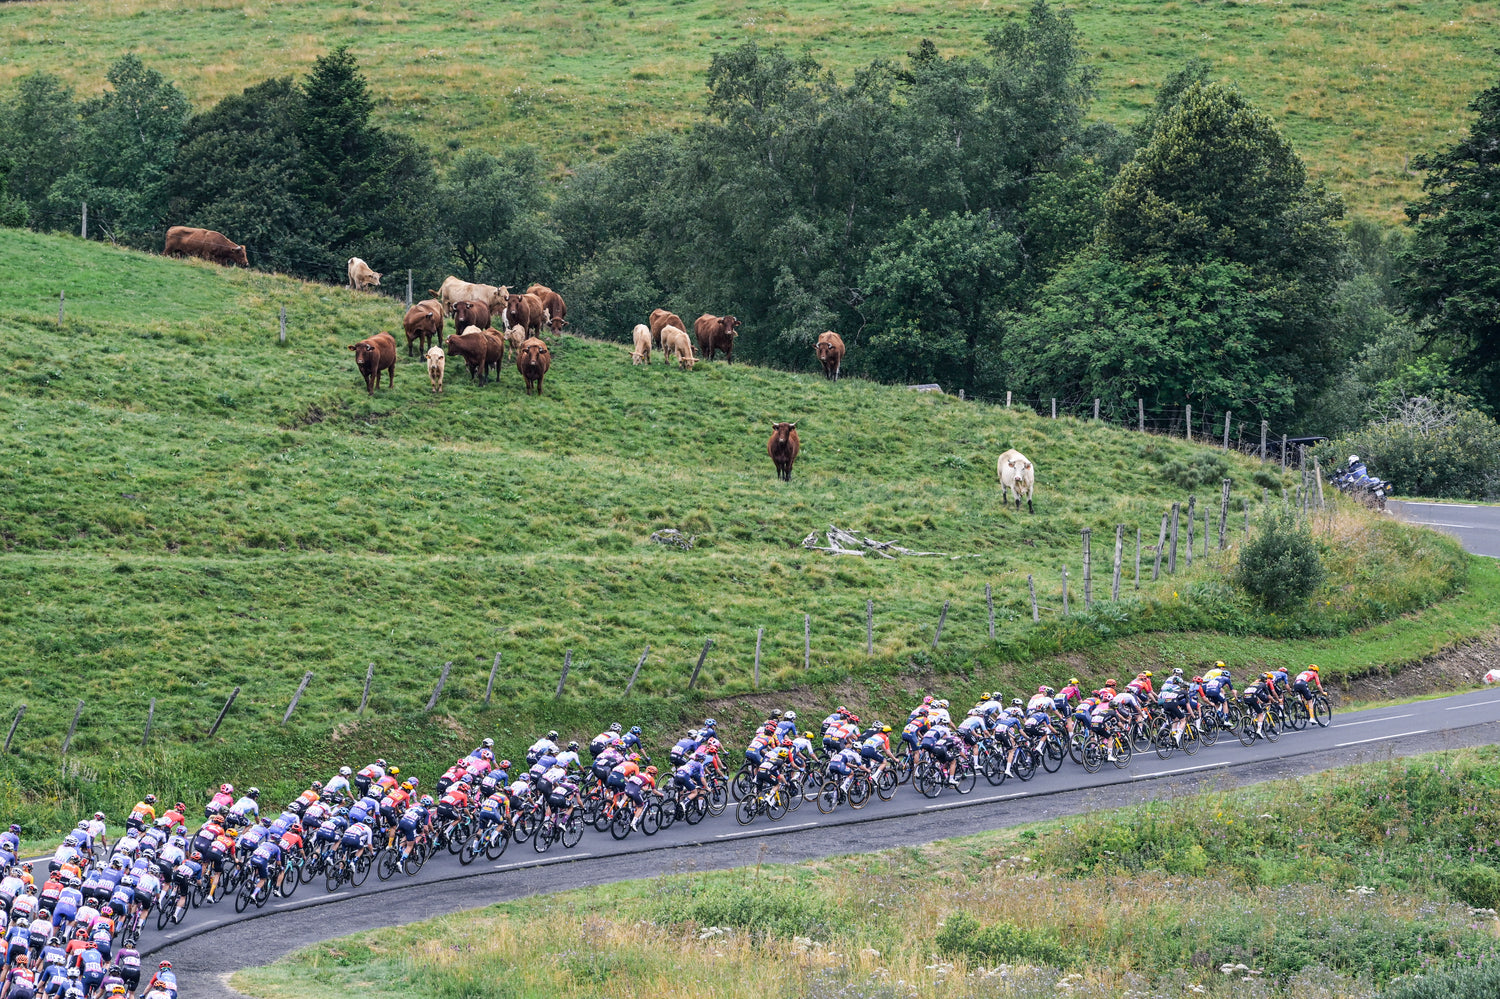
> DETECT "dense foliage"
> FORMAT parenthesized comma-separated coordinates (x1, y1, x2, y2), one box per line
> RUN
(1234, 511, 1326, 610)
(1317, 396, 1500, 500)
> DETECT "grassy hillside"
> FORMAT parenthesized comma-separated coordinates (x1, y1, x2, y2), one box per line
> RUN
(237, 747, 1500, 999)
(0, 228, 1475, 832)
(1, 0, 1496, 217)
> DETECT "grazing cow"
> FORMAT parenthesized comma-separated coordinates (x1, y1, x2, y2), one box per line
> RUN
(425, 345, 446, 394)
(403, 298, 445, 357)
(503, 324, 528, 353)
(768, 422, 800, 482)
(630, 323, 652, 365)
(452, 300, 492, 343)
(648, 309, 684, 349)
(815, 331, 846, 381)
(997, 448, 1036, 513)
(660, 326, 696, 370)
(347, 257, 381, 291)
(695, 314, 743, 363)
(482, 328, 507, 383)
(446, 326, 490, 383)
(434, 276, 508, 316)
(516, 337, 552, 395)
(527, 286, 567, 333)
(504, 292, 546, 336)
(163, 226, 248, 266)
(347, 332, 397, 396)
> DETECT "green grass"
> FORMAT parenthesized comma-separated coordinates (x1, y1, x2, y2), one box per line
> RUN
(0, 227, 1482, 836)
(0, 0, 1495, 218)
(234, 747, 1500, 999)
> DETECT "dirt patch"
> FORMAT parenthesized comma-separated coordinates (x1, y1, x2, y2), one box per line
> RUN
(1333, 628, 1500, 707)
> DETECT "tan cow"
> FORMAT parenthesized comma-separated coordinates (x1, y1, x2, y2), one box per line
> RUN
(504, 325, 528, 353)
(347, 257, 381, 291)
(660, 325, 697, 371)
(815, 331, 845, 381)
(997, 448, 1036, 513)
(630, 324, 652, 364)
(434, 276, 509, 316)
(648, 308, 685, 350)
(425, 345, 446, 394)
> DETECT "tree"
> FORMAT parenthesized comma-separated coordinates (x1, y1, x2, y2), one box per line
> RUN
(0, 157, 27, 228)
(1403, 75, 1500, 411)
(0, 73, 79, 226)
(437, 148, 561, 284)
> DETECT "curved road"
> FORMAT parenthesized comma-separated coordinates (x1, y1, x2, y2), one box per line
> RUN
(152, 687, 1500, 997)
(1390, 499, 1500, 558)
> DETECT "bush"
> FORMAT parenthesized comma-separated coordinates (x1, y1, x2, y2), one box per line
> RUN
(1161, 451, 1230, 490)
(1440, 863, 1500, 910)
(1235, 512, 1325, 610)
(650, 878, 834, 940)
(1380, 959, 1500, 999)
(1318, 396, 1500, 500)
(935, 911, 1071, 967)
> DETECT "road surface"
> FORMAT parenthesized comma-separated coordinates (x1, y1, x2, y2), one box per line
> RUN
(1390, 499, 1500, 557)
(148, 686, 1500, 997)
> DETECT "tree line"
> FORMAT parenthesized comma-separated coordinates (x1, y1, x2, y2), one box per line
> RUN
(1, 2, 1497, 463)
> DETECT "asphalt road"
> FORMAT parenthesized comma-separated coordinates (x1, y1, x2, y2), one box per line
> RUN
(1390, 499, 1500, 557)
(146, 686, 1500, 998)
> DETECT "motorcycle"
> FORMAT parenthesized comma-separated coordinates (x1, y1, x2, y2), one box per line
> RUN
(1332, 467, 1389, 511)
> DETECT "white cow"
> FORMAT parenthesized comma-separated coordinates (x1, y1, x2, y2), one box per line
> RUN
(997, 448, 1035, 513)
(347, 257, 381, 291)
(425, 345, 445, 394)
(630, 323, 652, 365)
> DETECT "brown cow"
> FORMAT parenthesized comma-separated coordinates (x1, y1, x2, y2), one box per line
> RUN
(516, 337, 552, 395)
(482, 328, 507, 383)
(446, 326, 490, 384)
(403, 299, 445, 357)
(648, 308, 684, 349)
(504, 293, 546, 336)
(695, 314, 743, 363)
(452, 300, 492, 342)
(815, 331, 846, 381)
(164, 226, 248, 266)
(348, 332, 397, 396)
(768, 422, 800, 482)
(434, 277, 508, 316)
(527, 285, 567, 333)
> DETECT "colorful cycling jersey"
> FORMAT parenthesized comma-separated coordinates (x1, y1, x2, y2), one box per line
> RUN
(553, 751, 580, 771)
(527, 738, 559, 758)
(250, 842, 281, 868)
(344, 823, 373, 847)
(594, 746, 624, 770)
(957, 715, 986, 737)
(1204, 668, 1229, 682)
(440, 785, 471, 809)
(379, 788, 411, 814)
(833, 746, 862, 769)
(862, 731, 892, 755)
(277, 830, 303, 853)
(1296, 669, 1320, 685)
(356, 763, 386, 784)
(675, 759, 706, 784)
(323, 775, 351, 799)
(51, 845, 80, 868)
(55, 886, 82, 913)
(976, 697, 1004, 718)
(315, 815, 348, 842)
(228, 797, 259, 821)
(347, 797, 379, 824)
(1111, 691, 1140, 712)
(625, 771, 654, 793)
(238, 826, 269, 853)
(1026, 694, 1053, 712)
(927, 707, 952, 727)
(400, 805, 428, 826)
(129, 803, 156, 826)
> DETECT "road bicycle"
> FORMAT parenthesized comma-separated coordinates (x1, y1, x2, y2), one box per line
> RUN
(460, 817, 512, 864)
(734, 779, 791, 824)
(533, 810, 585, 853)
(234, 862, 276, 913)
(1081, 729, 1132, 773)
(1287, 691, 1332, 730)
(915, 755, 977, 797)
(324, 848, 373, 892)
(816, 770, 872, 813)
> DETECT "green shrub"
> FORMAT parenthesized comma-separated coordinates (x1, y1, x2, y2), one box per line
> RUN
(1318, 397, 1500, 500)
(651, 878, 834, 940)
(1380, 959, 1500, 999)
(1162, 451, 1231, 490)
(1235, 511, 1325, 610)
(935, 911, 1071, 967)
(1441, 864, 1500, 909)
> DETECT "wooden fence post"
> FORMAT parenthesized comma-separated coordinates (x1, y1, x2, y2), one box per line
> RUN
(1260, 420, 1268, 460)
(1135, 526, 1142, 589)
(1223, 412, 1231, 449)
(1185, 496, 1196, 568)
(932, 601, 950, 649)
(1244, 498, 1250, 537)
(755, 629, 763, 688)
(867, 599, 875, 654)
(804, 614, 811, 669)
(1093, 398, 1100, 421)
(1185, 403, 1192, 441)
(1281, 434, 1288, 471)
(1154, 513, 1168, 580)
(1138, 398, 1145, 433)
(406, 269, 413, 309)
(688, 639, 713, 690)
(207, 688, 238, 738)
(3, 706, 23, 753)
(1203, 505, 1210, 557)
(986, 584, 994, 640)
(1051, 398, 1057, 419)
(1006, 390, 1012, 407)
(62, 699, 84, 756)
(1111, 524, 1124, 601)
(554, 652, 571, 699)
(1061, 567, 1070, 615)
(358, 663, 374, 716)
(283, 672, 313, 724)
(484, 652, 500, 706)
(1168, 503, 1180, 574)
(1314, 456, 1325, 508)
(279, 305, 287, 343)
(1219, 479, 1232, 549)
(58, 291, 65, 326)
(626, 646, 649, 697)
(1081, 529, 1093, 608)
(1028, 574, 1038, 621)
(80, 202, 87, 239)
(428, 661, 453, 710)
(140, 698, 154, 750)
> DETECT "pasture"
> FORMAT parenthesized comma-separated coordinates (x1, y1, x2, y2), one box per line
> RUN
(0, 0, 1495, 217)
(0, 227, 1477, 829)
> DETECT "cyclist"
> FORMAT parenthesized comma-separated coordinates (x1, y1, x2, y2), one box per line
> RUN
(324, 766, 353, 802)
(1126, 671, 1156, 706)
(744, 723, 776, 768)
(1241, 673, 1273, 737)
(71, 941, 103, 997)
(822, 705, 848, 735)
(669, 730, 701, 767)
(347, 787, 381, 832)
(1159, 671, 1192, 746)
(289, 783, 322, 816)
(1089, 696, 1122, 762)
(395, 796, 433, 864)
(124, 797, 157, 836)
(1054, 678, 1083, 714)
(375, 767, 401, 797)
(436, 779, 472, 837)
(589, 723, 624, 758)
(526, 732, 560, 764)
(145, 961, 177, 999)
(900, 711, 930, 757)
(1294, 665, 1325, 717)
(993, 702, 1027, 778)
(353, 759, 387, 798)
(620, 725, 647, 756)
(1021, 702, 1055, 757)
(378, 781, 414, 842)
(436, 759, 469, 794)
(1202, 668, 1234, 721)
(246, 832, 282, 899)
(205, 784, 235, 819)
(860, 724, 894, 777)
(4, 954, 37, 999)
(46, 840, 79, 878)
(202, 826, 237, 902)
(467, 736, 497, 761)
(340, 816, 375, 867)
(956, 709, 988, 770)
(591, 743, 625, 785)
(0, 825, 18, 866)
(672, 752, 711, 814)
(276, 822, 304, 895)
(773, 711, 797, 741)
(167, 852, 202, 923)
(226, 787, 260, 827)
(554, 741, 583, 774)
(1110, 685, 1143, 738)
(623, 765, 656, 831)
(1026, 686, 1054, 714)
(48, 880, 81, 939)
(975, 692, 1003, 720)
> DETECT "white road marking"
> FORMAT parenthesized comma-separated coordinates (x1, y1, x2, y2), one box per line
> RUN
(1396, 502, 1479, 509)
(1132, 761, 1230, 779)
(714, 822, 818, 839)
(922, 792, 1028, 811)
(1336, 729, 1427, 748)
(1334, 713, 1414, 728)
(1446, 698, 1500, 710)
(1398, 519, 1494, 530)
(491, 852, 593, 870)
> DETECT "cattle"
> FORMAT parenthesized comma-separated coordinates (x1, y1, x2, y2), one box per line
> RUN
(815, 331, 846, 381)
(446, 326, 490, 383)
(630, 323, 652, 365)
(997, 448, 1036, 513)
(433, 276, 508, 316)
(648, 309, 685, 350)
(482, 328, 507, 382)
(402, 299, 445, 357)
(695, 314, 743, 363)
(425, 345, 446, 394)
(527, 285, 568, 333)
(163, 226, 248, 266)
(503, 324, 528, 354)
(768, 423, 800, 482)
(516, 337, 552, 395)
(347, 257, 381, 291)
(660, 325, 696, 370)
(504, 292, 546, 336)
(347, 332, 397, 396)
(452, 300, 492, 343)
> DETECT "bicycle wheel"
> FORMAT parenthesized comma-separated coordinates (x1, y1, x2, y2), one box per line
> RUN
(707, 782, 728, 816)
(514, 808, 541, 843)
(876, 768, 898, 800)
(954, 764, 977, 794)
(1013, 749, 1038, 782)
(609, 810, 632, 840)
(1067, 729, 1086, 765)
(783, 776, 804, 812)
(1199, 713, 1220, 747)
(459, 831, 481, 866)
(1313, 695, 1332, 727)
(1237, 714, 1258, 747)
(377, 848, 401, 882)
(157, 890, 176, 930)
(640, 804, 661, 836)
(1181, 723, 1201, 756)
(920, 764, 944, 798)
(351, 854, 373, 886)
(1263, 718, 1280, 743)
(254, 881, 271, 909)
(983, 753, 1007, 786)
(486, 826, 510, 861)
(324, 862, 344, 893)
(1129, 720, 1152, 755)
(731, 766, 754, 801)
(816, 781, 840, 813)
(562, 816, 586, 848)
(684, 795, 708, 826)
(1111, 735, 1133, 769)
(1289, 701, 1309, 731)
(234, 881, 254, 914)
(767, 788, 789, 820)
(1155, 725, 1176, 761)
(734, 797, 756, 825)
(895, 751, 914, 785)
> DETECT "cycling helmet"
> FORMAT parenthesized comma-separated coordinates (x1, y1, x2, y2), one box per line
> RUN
(190, 851, 202, 861)
(609, 722, 622, 733)
(645, 766, 657, 777)
(981, 692, 993, 701)
(336, 806, 350, 817)
(225, 828, 238, 839)
(76, 820, 88, 830)
(158, 961, 172, 970)
(1308, 664, 1320, 672)
(630, 726, 641, 735)
(339, 767, 352, 777)
(420, 795, 434, 807)
(568, 741, 580, 751)
(783, 711, 796, 721)
(375, 758, 387, 768)
(704, 718, 716, 728)
(1068, 678, 1079, 686)
(1173, 668, 1184, 676)
(388, 768, 399, 777)
(64, 835, 77, 847)
(547, 731, 559, 740)
(1039, 686, 1052, 695)
(247, 787, 260, 799)
(169, 835, 185, 848)
(1192, 676, 1204, 683)
(922, 696, 933, 705)
(311, 781, 323, 792)
(693, 749, 708, 760)
(706, 738, 721, 751)
(1105, 679, 1118, 688)
(837, 705, 849, 714)
(110, 858, 123, 870)
(1214, 662, 1225, 670)
(408, 777, 419, 789)
(1262, 672, 1274, 680)
(881, 725, 892, 733)
(482, 738, 494, 748)
(144, 795, 157, 805)
(93, 812, 104, 821)
(1011, 698, 1023, 707)
(499, 760, 512, 770)
(1348, 455, 1359, 465)
(401, 781, 414, 792)
(803, 731, 815, 740)
(937, 699, 950, 709)
(967, 708, 981, 717)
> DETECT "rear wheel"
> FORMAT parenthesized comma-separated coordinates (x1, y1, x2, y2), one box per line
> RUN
(817, 781, 840, 814)
(1313, 695, 1332, 728)
(731, 766, 754, 801)
(684, 795, 708, 826)
(708, 782, 729, 816)
(734, 798, 756, 826)
(376, 848, 400, 882)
